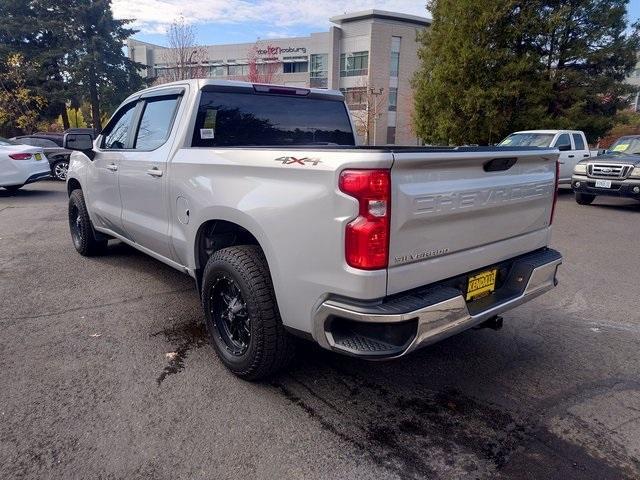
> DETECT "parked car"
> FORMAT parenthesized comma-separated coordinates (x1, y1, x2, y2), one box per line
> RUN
(11, 133, 71, 181)
(571, 135, 640, 205)
(498, 130, 592, 185)
(64, 79, 562, 380)
(0, 137, 50, 191)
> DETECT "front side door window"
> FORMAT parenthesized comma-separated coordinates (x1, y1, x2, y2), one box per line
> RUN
(554, 133, 572, 150)
(102, 103, 137, 149)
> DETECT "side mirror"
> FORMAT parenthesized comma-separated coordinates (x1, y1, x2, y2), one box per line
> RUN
(63, 133, 95, 160)
(64, 133, 93, 151)
(557, 143, 571, 152)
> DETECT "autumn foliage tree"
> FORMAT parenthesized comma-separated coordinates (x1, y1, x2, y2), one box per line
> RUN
(246, 43, 281, 84)
(0, 54, 46, 134)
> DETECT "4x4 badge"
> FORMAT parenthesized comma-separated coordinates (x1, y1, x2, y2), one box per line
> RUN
(275, 156, 322, 166)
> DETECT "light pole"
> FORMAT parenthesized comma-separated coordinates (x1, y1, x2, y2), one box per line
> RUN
(368, 87, 384, 146)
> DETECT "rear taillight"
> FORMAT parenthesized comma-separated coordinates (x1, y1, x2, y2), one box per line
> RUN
(550, 159, 559, 225)
(339, 169, 391, 270)
(9, 153, 32, 160)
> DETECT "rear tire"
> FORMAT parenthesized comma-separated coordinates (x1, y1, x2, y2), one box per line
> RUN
(68, 189, 108, 256)
(52, 159, 69, 181)
(575, 193, 595, 205)
(202, 245, 295, 380)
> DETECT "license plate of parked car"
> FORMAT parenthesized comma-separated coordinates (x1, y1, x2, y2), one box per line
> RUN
(34, 153, 42, 160)
(466, 269, 497, 301)
(595, 179, 612, 188)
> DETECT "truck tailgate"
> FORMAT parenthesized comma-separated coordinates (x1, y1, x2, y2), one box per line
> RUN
(387, 149, 558, 294)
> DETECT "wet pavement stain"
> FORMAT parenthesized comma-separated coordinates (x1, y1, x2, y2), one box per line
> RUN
(271, 360, 631, 480)
(151, 321, 208, 385)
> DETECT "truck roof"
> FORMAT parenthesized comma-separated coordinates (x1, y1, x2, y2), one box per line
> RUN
(511, 129, 584, 135)
(121, 79, 345, 105)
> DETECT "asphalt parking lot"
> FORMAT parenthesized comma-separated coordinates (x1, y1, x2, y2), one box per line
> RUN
(1, 180, 639, 479)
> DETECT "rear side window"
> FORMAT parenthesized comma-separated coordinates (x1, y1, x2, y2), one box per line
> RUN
(572, 134, 585, 150)
(191, 91, 355, 147)
(102, 102, 137, 149)
(134, 96, 179, 150)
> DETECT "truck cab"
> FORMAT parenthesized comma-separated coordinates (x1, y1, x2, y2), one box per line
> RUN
(499, 130, 591, 184)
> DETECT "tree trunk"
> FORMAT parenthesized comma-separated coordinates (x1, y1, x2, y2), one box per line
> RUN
(88, 64, 101, 132)
(60, 104, 70, 130)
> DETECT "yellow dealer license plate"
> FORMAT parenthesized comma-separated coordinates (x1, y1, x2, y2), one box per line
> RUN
(466, 269, 497, 301)
(34, 153, 42, 160)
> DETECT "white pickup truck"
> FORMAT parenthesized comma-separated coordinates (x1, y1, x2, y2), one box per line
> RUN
(499, 130, 592, 184)
(64, 80, 562, 380)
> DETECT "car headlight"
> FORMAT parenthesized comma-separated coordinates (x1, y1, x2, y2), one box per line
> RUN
(573, 163, 587, 175)
(631, 166, 640, 178)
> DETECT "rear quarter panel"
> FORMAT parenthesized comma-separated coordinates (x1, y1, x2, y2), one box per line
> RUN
(168, 147, 393, 335)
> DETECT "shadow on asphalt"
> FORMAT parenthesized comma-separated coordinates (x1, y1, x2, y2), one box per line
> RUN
(0, 186, 62, 198)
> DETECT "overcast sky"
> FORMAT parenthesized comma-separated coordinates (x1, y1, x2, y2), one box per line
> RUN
(114, 0, 640, 46)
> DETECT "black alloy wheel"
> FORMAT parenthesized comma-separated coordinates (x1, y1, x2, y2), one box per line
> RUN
(69, 202, 83, 250)
(208, 274, 251, 356)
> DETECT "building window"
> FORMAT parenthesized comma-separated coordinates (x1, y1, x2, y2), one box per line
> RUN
(340, 87, 367, 110)
(390, 37, 401, 77)
(228, 64, 249, 76)
(388, 87, 397, 111)
(387, 127, 396, 145)
(257, 62, 281, 74)
(209, 66, 226, 77)
(310, 54, 328, 88)
(340, 51, 368, 77)
(283, 61, 308, 73)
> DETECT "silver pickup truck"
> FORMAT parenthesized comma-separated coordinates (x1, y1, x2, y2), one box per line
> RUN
(64, 80, 562, 380)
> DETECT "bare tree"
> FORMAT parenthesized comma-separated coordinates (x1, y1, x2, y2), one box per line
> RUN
(246, 42, 281, 84)
(156, 16, 208, 84)
(345, 81, 387, 145)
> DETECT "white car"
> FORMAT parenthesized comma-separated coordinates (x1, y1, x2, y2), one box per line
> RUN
(0, 137, 51, 192)
(499, 130, 592, 184)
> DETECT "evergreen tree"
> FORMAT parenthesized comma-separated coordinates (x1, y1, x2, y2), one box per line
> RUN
(0, 1, 72, 128)
(0, 0, 144, 132)
(413, 0, 640, 144)
(66, 0, 145, 131)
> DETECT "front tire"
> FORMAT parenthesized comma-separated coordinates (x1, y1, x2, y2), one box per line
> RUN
(68, 189, 108, 256)
(202, 245, 295, 380)
(575, 193, 595, 205)
(3, 185, 22, 192)
(52, 159, 69, 181)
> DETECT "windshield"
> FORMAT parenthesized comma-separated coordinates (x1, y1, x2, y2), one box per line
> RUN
(0, 137, 18, 146)
(608, 137, 640, 155)
(498, 133, 555, 148)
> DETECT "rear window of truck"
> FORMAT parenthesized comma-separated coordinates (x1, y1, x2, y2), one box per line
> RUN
(191, 91, 355, 147)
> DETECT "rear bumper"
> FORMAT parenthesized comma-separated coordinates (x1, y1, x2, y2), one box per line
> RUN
(313, 248, 562, 358)
(2, 162, 50, 187)
(571, 175, 640, 199)
(24, 171, 51, 185)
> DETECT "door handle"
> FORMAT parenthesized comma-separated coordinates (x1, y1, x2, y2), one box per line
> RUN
(568, 154, 575, 158)
(106, 163, 118, 172)
(583, 154, 589, 157)
(146, 167, 163, 177)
